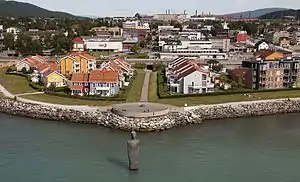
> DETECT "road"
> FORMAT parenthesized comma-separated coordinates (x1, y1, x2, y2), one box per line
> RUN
(140, 70, 151, 102)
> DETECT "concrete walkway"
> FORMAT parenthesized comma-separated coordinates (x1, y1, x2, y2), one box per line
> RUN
(140, 70, 151, 102)
(0, 83, 105, 112)
(15, 92, 44, 96)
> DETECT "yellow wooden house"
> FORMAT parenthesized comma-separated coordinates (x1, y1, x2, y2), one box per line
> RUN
(42, 69, 67, 87)
(60, 52, 96, 75)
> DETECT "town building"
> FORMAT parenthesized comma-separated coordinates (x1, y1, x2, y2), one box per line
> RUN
(293, 31, 300, 45)
(189, 11, 216, 21)
(88, 70, 120, 97)
(6, 27, 21, 40)
(236, 31, 248, 43)
(16, 55, 66, 88)
(41, 70, 67, 88)
(91, 26, 123, 36)
(255, 40, 270, 51)
(72, 37, 85, 52)
(60, 52, 96, 75)
(122, 21, 150, 30)
(210, 37, 230, 52)
(279, 37, 291, 48)
(242, 57, 300, 89)
(166, 57, 214, 94)
(122, 36, 139, 52)
(70, 73, 89, 96)
(0, 25, 3, 40)
(81, 36, 123, 52)
(153, 10, 189, 22)
(158, 26, 181, 51)
(160, 31, 228, 59)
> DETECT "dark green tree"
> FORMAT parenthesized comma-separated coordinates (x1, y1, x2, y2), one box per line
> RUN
(3, 32, 15, 50)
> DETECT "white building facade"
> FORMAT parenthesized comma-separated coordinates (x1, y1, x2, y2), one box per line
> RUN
(82, 36, 123, 52)
(166, 57, 214, 94)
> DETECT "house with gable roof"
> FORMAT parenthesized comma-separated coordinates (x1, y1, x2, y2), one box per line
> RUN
(60, 52, 96, 75)
(166, 57, 214, 94)
(89, 70, 120, 97)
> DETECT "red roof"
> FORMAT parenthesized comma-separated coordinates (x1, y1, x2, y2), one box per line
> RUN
(89, 70, 118, 82)
(69, 52, 94, 60)
(73, 37, 84, 44)
(71, 73, 89, 82)
(71, 85, 84, 90)
(42, 69, 55, 77)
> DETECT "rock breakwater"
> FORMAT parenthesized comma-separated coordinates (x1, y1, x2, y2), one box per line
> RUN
(1, 98, 300, 132)
(0, 99, 195, 131)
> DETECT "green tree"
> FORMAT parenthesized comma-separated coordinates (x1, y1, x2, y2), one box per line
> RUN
(15, 34, 33, 56)
(130, 45, 141, 54)
(3, 32, 15, 50)
(211, 64, 223, 73)
(139, 40, 147, 48)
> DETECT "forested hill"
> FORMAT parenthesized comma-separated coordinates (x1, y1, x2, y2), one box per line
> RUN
(0, 0, 75, 18)
(221, 8, 288, 18)
(259, 9, 300, 19)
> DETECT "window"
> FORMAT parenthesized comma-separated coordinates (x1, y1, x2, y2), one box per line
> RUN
(269, 71, 273, 77)
(276, 71, 281, 76)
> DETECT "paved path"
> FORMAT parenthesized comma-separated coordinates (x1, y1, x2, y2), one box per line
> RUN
(140, 70, 151, 102)
(0, 83, 106, 112)
(15, 92, 44, 96)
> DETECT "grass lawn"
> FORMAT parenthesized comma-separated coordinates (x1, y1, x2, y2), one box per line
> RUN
(147, 72, 300, 107)
(148, 72, 159, 102)
(21, 94, 120, 106)
(126, 69, 146, 102)
(0, 68, 36, 94)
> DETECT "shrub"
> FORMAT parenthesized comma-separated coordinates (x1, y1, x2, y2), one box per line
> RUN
(45, 91, 126, 101)
(133, 63, 146, 69)
(155, 67, 300, 99)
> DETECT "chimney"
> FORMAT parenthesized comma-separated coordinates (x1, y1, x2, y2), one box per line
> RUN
(166, 10, 167, 14)
(209, 12, 211, 15)
(184, 10, 186, 15)
(202, 12, 204, 16)
(196, 10, 198, 16)
(168, 9, 171, 14)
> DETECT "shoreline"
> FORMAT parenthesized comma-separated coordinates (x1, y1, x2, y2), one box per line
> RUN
(2, 82, 300, 131)
(1, 97, 300, 132)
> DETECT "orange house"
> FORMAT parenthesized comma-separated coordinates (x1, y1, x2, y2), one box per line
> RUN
(60, 52, 96, 75)
(254, 50, 285, 60)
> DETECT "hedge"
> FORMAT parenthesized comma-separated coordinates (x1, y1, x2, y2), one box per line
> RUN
(6, 69, 137, 102)
(44, 71, 138, 101)
(156, 68, 300, 99)
(44, 91, 126, 101)
(6, 71, 70, 92)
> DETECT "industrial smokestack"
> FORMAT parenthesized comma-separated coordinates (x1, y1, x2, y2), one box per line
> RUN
(184, 10, 186, 15)
(196, 10, 198, 16)
(168, 9, 171, 14)
(166, 10, 168, 14)
(202, 12, 204, 16)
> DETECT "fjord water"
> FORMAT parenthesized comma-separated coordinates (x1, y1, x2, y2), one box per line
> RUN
(1, 113, 300, 182)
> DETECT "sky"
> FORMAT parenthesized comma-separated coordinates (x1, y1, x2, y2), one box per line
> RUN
(17, 0, 299, 17)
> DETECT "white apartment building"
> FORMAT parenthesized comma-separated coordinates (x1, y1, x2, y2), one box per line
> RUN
(210, 38, 230, 52)
(0, 25, 3, 40)
(158, 26, 181, 50)
(6, 27, 21, 40)
(293, 32, 300, 45)
(166, 57, 214, 94)
(160, 31, 228, 59)
(82, 36, 123, 52)
(122, 21, 150, 30)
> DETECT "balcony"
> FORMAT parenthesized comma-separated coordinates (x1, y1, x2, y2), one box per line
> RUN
(95, 86, 110, 91)
(188, 84, 203, 89)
